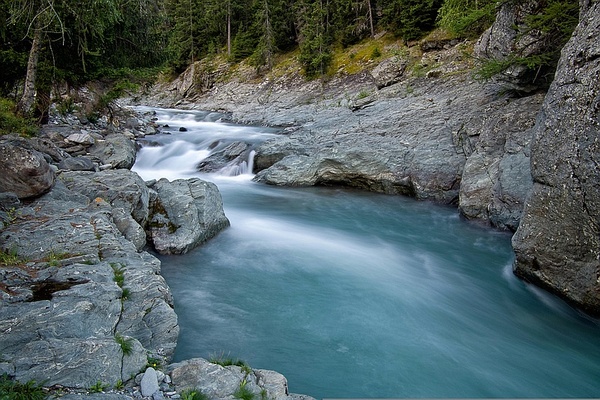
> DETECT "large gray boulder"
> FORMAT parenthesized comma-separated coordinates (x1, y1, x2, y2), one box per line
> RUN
(60, 169, 150, 225)
(512, 1, 600, 314)
(147, 178, 230, 254)
(0, 139, 55, 199)
(89, 133, 137, 169)
(168, 358, 315, 400)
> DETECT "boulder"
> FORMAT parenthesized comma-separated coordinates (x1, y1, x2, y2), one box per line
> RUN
(57, 156, 97, 171)
(168, 358, 314, 400)
(89, 133, 136, 169)
(197, 141, 252, 173)
(147, 178, 230, 254)
(370, 56, 408, 89)
(59, 169, 150, 225)
(512, 1, 600, 314)
(0, 140, 55, 199)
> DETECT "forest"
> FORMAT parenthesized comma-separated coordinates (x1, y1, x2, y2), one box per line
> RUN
(0, 0, 579, 121)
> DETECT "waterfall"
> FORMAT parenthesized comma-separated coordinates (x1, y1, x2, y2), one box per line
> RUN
(132, 107, 277, 181)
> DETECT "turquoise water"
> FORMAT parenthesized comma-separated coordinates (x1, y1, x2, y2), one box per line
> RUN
(133, 108, 600, 399)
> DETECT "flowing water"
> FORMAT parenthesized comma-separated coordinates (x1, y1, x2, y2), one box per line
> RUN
(133, 107, 600, 399)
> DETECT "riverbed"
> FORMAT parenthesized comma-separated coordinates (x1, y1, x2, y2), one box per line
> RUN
(133, 107, 600, 399)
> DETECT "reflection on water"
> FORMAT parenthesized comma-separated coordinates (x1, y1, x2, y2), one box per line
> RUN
(133, 108, 600, 399)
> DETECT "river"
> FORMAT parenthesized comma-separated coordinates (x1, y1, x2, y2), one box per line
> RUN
(132, 107, 600, 399)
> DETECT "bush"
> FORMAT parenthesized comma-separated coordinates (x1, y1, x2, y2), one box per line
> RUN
(0, 373, 46, 400)
(0, 98, 38, 137)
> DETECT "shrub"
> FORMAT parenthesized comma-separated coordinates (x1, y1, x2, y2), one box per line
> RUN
(0, 374, 45, 400)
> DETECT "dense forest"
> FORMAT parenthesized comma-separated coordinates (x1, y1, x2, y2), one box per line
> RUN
(0, 0, 579, 122)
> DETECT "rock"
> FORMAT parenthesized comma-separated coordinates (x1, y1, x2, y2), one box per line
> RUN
(196, 141, 251, 173)
(89, 133, 136, 169)
(0, 192, 20, 210)
(57, 156, 97, 171)
(370, 56, 408, 89)
(112, 207, 147, 251)
(512, 2, 600, 314)
(147, 178, 230, 254)
(59, 169, 150, 225)
(168, 358, 313, 400)
(0, 175, 178, 387)
(458, 92, 544, 230)
(141, 367, 160, 397)
(66, 132, 96, 146)
(0, 140, 55, 199)
(474, 0, 567, 91)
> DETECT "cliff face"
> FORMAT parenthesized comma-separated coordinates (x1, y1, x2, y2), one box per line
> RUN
(512, 1, 600, 314)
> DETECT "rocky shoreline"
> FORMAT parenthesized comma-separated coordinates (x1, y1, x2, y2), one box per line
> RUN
(0, 109, 313, 399)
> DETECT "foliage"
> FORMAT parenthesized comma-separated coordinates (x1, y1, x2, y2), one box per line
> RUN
(0, 373, 45, 400)
(0, 247, 25, 267)
(115, 333, 134, 356)
(209, 353, 249, 368)
(147, 356, 163, 369)
(234, 380, 255, 400)
(380, 0, 444, 41)
(89, 380, 107, 393)
(180, 389, 209, 400)
(474, 0, 579, 87)
(437, 0, 497, 38)
(0, 98, 38, 137)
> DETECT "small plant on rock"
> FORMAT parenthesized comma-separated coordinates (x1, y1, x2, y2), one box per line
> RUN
(0, 373, 45, 400)
(234, 379, 255, 400)
(89, 380, 107, 393)
(115, 333, 134, 356)
(180, 389, 209, 400)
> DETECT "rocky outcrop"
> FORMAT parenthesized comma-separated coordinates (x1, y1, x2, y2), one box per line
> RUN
(512, 1, 600, 314)
(147, 178, 230, 255)
(168, 358, 314, 400)
(0, 109, 232, 392)
(458, 92, 545, 230)
(474, 0, 568, 91)
(0, 180, 174, 387)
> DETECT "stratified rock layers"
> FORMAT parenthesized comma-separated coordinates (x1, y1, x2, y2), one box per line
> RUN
(512, 1, 600, 314)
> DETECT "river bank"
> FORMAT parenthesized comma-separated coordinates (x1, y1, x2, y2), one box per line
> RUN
(0, 106, 313, 399)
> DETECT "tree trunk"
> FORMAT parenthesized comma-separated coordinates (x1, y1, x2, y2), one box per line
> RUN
(227, 1, 231, 57)
(17, 27, 42, 117)
(367, 0, 374, 37)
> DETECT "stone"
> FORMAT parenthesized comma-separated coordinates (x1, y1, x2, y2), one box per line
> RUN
(57, 156, 97, 171)
(168, 358, 315, 400)
(59, 169, 150, 224)
(370, 56, 408, 89)
(147, 178, 230, 254)
(89, 133, 137, 169)
(512, 1, 600, 315)
(0, 174, 178, 387)
(0, 140, 55, 199)
(141, 367, 160, 397)
(66, 132, 96, 145)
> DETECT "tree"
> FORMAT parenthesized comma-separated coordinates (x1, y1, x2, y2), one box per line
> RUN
(437, 0, 497, 37)
(8, 0, 121, 116)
